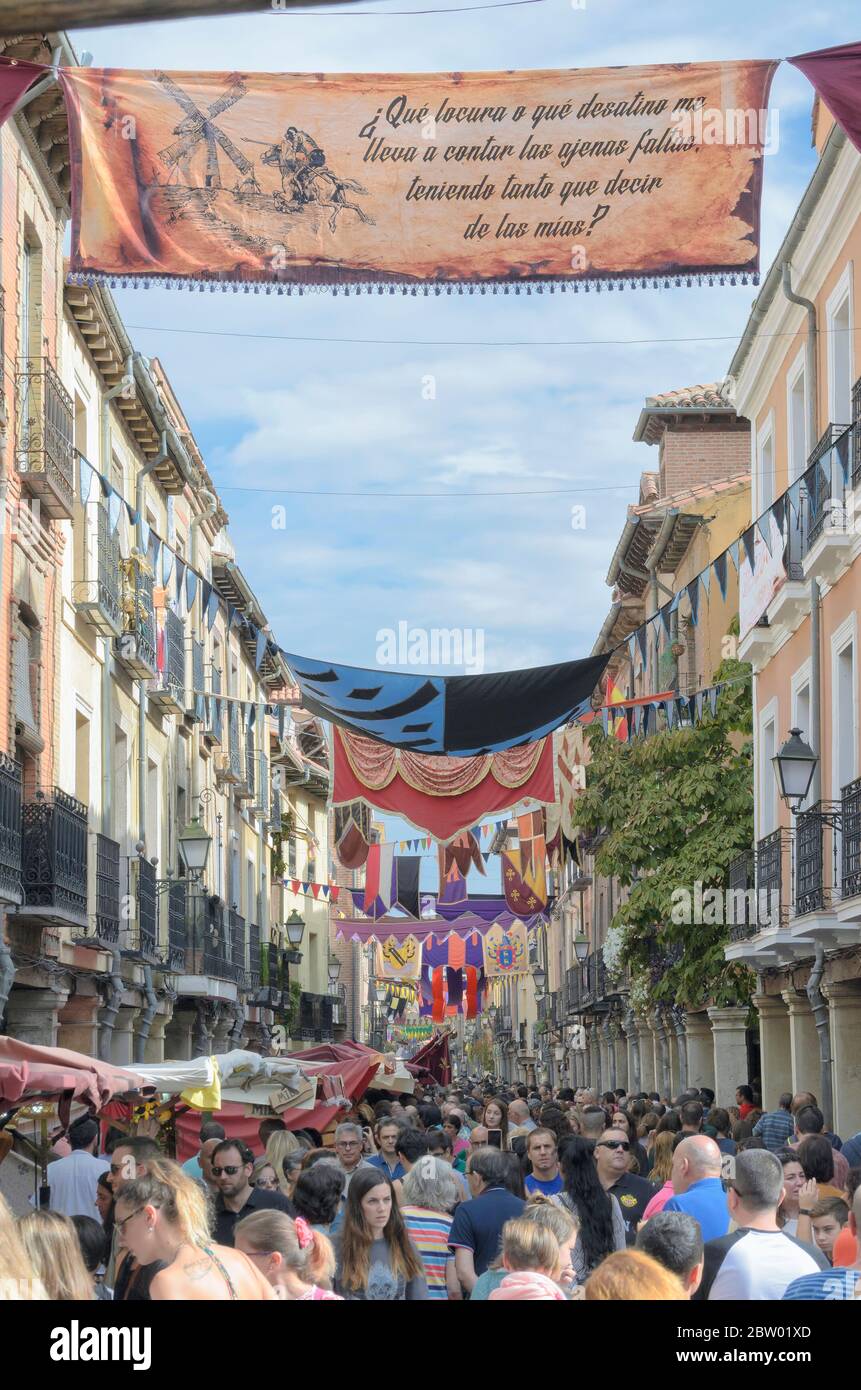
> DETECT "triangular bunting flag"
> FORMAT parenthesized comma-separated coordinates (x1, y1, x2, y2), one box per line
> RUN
(108, 490, 122, 535)
(311, 883, 321, 899)
(695, 691, 705, 723)
(206, 589, 219, 631)
(837, 428, 851, 485)
(771, 496, 785, 538)
(255, 626, 267, 671)
(664, 699, 676, 729)
(161, 544, 174, 588)
(185, 568, 198, 612)
(687, 579, 700, 626)
(175, 558, 186, 609)
(601, 707, 610, 735)
(757, 513, 773, 556)
(699, 566, 711, 601)
(708, 686, 719, 716)
(278, 704, 286, 742)
(636, 624, 649, 665)
(728, 540, 740, 573)
(659, 604, 672, 639)
(741, 527, 756, 570)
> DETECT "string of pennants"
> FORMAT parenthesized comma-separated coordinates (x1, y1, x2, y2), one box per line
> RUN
(395, 822, 507, 853)
(283, 877, 342, 902)
(599, 681, 728, 740)
(614, 426, 852, 675)
(77, 450, 282, 674)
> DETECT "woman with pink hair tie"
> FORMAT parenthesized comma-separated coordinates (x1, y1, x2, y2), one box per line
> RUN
(487, 1217, 568, 1302)
(235, 1211, 343, 1301)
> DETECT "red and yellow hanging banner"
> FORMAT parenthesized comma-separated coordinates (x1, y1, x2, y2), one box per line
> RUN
(60, 58, 776, 292)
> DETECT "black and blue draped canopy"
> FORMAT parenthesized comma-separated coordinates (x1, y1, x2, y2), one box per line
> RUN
(281, 651, 610, 755)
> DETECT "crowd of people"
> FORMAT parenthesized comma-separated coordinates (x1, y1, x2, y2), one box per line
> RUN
(2, 1076, 860, 1302)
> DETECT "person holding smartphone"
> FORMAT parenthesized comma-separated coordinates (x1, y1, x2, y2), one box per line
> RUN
(481, 1098, 510, 1152)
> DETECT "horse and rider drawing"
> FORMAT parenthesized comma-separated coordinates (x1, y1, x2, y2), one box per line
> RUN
(154, 71, 374, 234)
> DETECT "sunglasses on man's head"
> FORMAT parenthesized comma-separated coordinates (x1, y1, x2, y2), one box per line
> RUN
(596, 1139, 629, 1151)
(212, 1164, 244, 1176)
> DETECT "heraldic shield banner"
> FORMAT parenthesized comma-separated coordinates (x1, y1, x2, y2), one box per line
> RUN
(483, 920, 530, 978)
(59, 58, 775, 291)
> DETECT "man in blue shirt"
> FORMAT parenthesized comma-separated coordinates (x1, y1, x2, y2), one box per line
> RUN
(753, 1093, 796, 1151)
(524, 1128, 564, 1198)
(366, 1118, 406, 1182)
(664, 1135, 729, 1242)
(448, 1146, 524, 1293)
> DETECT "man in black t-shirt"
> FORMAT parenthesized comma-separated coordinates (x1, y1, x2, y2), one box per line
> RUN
(594, 1127, 655, 1244)
(211, 1140, 294, 1246)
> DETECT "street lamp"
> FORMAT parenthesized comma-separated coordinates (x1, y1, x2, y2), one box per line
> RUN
(773, 728, 818, 809)
(327, 955, 342, 984)
(177, 818, 212, 877)
(375, 981, 389, 1004)
(532, 965, 547, 997)
(285, 910, 306, 948)
(573, 931, 589, 963)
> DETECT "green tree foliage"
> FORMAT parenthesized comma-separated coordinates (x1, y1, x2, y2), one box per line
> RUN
(576, 658, 755, 1009)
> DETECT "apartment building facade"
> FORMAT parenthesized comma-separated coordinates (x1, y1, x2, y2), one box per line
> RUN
(724, 101, 861, 1135)
(0, 28, 339, 1064)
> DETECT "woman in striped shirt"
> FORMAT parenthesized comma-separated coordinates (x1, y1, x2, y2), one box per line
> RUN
(400, 1156, 462, 1300)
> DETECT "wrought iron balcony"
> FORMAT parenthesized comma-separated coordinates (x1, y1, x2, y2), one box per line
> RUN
(76, 500, 122, 636)
(842, 777, 861, 900)
(295, 991, 335, 1043)
(727, 849, 757, 941)
(15, 357, 75, 519)
(188, 639, 205, 720)
(852, 379, 861, 488)
(794, 804, 839, 917)
(253, 752, 269, 819)
(565, 964, 582, 1013)
(203, 666, 222, 743)
(269, 783, 283, 832)
(123, 857, 160, 960)
(166, 878, 187, 971)
(248, 921, 261, 993)
(537, 991, 560, 1026)
(235, 724, 256, 802)
(805, 425, 852, 550)
(257, 938, 284, 1006)
(19, 788, 87, 926)
(0, 753, 22, 906)
(756, 828, 791, 929)
(80, 832, 121, 946)
(150, 608, 186, 715)
(115, 565, 158, 679)
(229, 908, 247, 988)
(217, 704, 245, 785)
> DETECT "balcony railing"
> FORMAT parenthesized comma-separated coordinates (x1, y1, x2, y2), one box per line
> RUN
(756, 828, 791, 929)
(93, 833, 120, 943)
(295, 991, 335, 1042)
(115, 566, 158, 679)
(842, 777, 861, 899)
(794, 804, 840, 917)
(15, 357, 75, 518)
(806, 426, 852, 550)
(229, 908, 247, 988)
(166, 878, 187, 970)
(189, 639, 205, 720)
(727, 850, 756, 941)
(204, 666, 222, 742)
(254, 752, 269, 818)
(248, 921, 261, 993)
(150, 608, 186, 714)
(852, 376, 861, 488)
(20, 788, 87, 925)
(0, 753, 22, 905)
(123, 856, 159, 959)
(565, 964, 582, 1013)
(77, 500, 122, 636)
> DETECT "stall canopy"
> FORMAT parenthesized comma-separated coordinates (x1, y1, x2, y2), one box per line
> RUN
(174, 1040, 383, 1161)
(0, 1036, 153, 1125)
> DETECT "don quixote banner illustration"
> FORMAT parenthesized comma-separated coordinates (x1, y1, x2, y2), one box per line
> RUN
(1, 41, 859, 292)
(57, 59, 780, 291)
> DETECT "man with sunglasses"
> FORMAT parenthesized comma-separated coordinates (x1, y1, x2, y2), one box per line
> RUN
(211, 1139, 294, 1247)
(594, 1127, 655, 1244)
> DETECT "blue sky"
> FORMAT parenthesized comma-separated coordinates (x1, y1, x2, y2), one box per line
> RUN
(69, 0, 857, 680)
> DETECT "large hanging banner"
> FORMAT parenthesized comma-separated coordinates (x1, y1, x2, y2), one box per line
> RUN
(287, 651, 608, 756)
(59, 59, 777, 292)
(332, 726, 555, 840)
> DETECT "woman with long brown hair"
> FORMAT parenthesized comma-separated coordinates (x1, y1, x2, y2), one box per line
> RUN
(333, 1167, 427, 1300)
(642, 1131, 677, 1219)
(481, 1097, 509, 1151)
(113, 1157, 275, 1300)
(17, 1210, 92, 1300)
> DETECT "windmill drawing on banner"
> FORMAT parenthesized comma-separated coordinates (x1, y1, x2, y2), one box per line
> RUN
(151, 70, 373, 239)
